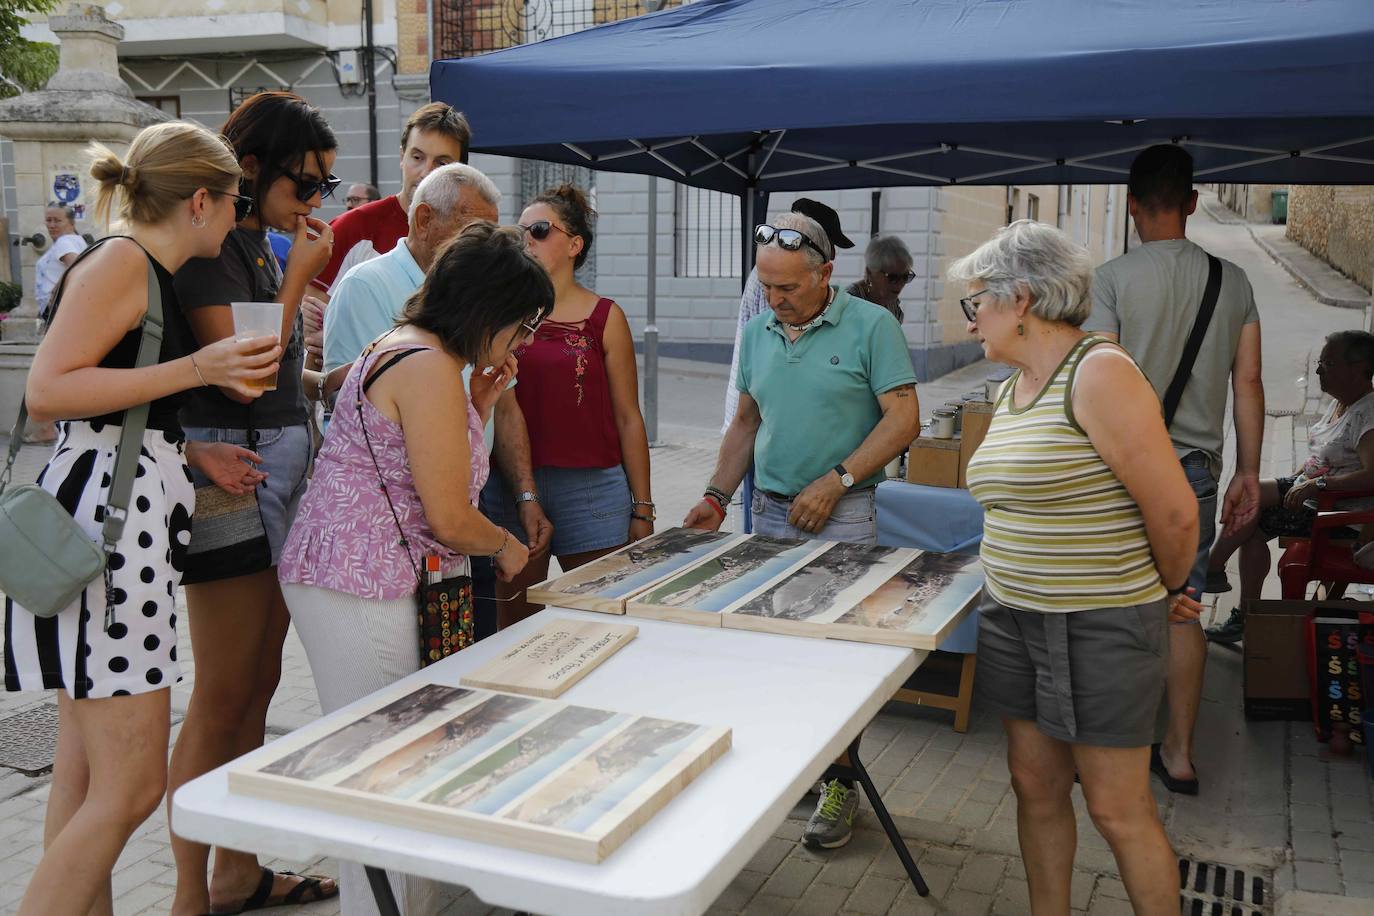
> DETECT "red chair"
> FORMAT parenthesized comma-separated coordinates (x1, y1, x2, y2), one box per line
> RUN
(1276, 488, 1374, 599)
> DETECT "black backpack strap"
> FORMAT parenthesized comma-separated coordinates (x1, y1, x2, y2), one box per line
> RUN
(1161, 253, 1222, 429)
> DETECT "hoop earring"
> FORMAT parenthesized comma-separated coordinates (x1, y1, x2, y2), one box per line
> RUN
(1017, 322, 1025, 336)
(191, 214, 206, 229)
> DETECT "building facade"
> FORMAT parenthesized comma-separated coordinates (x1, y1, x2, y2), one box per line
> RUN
(7, 0, 1128, 380)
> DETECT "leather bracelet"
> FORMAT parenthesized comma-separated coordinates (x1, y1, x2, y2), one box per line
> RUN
(704, 485, 731, 504)
(1165, 582, 1188, 597)
(631, 513, 653, 523)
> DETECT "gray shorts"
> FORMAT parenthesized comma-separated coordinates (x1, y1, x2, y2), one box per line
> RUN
(751, 487, 877, 545)
(976, 592, 1168, 747)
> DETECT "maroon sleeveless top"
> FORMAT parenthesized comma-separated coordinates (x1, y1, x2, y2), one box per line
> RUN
(514, 296, 623, 469)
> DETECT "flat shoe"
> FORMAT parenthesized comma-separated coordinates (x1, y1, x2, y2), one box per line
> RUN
(1150, 743, 1199, 795)
(209, 867, 339, 913)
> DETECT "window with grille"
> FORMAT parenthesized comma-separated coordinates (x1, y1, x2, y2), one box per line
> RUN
(674, 185, 740, 278)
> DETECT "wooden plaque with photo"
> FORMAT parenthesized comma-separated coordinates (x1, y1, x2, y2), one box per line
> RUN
(625, 535, 831, 627)
(822, 551, 985, 649)
(527, 528, 744, 614)
(229, 680, 731, 864)
(461, 618, 638, 699)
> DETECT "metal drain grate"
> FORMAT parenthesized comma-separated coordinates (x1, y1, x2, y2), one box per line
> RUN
(0, 703, 60, 776)
(1179, 856, 1273, 916)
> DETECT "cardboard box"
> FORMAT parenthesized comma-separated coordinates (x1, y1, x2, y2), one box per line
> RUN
(1242, 599, 1364, 720)
(958, 401, 994, 488)
(906, 435, 960, 488)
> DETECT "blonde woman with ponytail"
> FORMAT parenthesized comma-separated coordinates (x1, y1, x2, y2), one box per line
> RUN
(6, 120, 281, 916)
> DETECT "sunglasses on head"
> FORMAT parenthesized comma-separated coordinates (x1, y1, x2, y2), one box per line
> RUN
(883, 270, 917, 285)
(210, 189, 255, 221)
(519, 220, 574, 242)
(284, 170, 342, 203)
(754, 224, 832, 261)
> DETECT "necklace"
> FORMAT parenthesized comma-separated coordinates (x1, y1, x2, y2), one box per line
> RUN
(784, 287, 836, 333)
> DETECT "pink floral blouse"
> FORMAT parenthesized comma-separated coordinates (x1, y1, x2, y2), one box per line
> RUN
(279, 343, 489, 599)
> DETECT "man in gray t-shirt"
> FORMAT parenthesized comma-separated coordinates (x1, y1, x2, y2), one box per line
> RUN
(1085, 144, 1265, 796)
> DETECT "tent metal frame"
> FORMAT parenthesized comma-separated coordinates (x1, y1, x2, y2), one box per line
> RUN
(560, 129, 1374, 187)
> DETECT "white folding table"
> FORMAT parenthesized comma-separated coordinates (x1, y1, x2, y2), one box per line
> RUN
(174, 608, 927, 915)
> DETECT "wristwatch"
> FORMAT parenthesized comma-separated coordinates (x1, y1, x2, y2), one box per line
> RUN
(834, 464, 855, 489)
(515, 491, 540, 504)
(1313, 477, 1328, 491)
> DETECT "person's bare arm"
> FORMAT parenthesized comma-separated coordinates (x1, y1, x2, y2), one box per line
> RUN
(602, 303, 654, 540)
(1073, 348, 1199, 590)
(683, 393, 760, 530)
(1222, 322, 1264, 533)
(787, 384, 921, 533)
(492, 385, 554, 558)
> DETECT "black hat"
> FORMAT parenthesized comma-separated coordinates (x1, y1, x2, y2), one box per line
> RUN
(791, 198, 855, 250)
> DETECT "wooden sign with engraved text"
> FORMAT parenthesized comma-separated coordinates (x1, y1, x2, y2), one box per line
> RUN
(461, 619, 638, 699)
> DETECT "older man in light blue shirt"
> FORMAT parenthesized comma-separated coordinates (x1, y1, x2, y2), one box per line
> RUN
(322, 163, 554, 612)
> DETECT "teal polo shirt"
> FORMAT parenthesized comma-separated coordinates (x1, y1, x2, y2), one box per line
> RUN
(736, 288, 916, 496)
(321, 238, 505, 449)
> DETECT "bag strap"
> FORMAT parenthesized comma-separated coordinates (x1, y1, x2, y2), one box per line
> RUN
(3, 239, 161, 516)
(1161, 253, 1222, 429)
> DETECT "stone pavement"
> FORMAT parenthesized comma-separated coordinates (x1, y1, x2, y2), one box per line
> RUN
(3, 198, 1374, 914)
(1247, 225, 1370, 313)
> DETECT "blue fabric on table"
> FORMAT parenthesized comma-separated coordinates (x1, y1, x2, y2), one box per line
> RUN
(875, 481, 985, 653)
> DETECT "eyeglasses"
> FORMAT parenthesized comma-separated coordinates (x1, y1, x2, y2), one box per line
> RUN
(344, 195, 371, 207)
(284, 171, 342, 203)
(754, 224, 832, 262)
(883, 270, 917, 285)
(519, 220, 574, 242)
(959, 288, 995, 323)
(210, 189, 255, 221)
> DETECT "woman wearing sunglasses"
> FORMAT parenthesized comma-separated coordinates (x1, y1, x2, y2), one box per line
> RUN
(166, 91, 341, 916)
(485, 183, 654, 626)
(847, 235, 915, 323)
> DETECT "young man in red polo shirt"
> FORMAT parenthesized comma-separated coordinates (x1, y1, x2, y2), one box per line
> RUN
(311, 102, 471, 298)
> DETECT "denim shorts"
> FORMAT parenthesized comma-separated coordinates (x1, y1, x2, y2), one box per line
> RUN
(750, 487, 877, 545)
(1181, 451, 1218, 607)
(977, 592, 1169, 747)
(481, 465, 631, 557)
(184, 423, 311, 566)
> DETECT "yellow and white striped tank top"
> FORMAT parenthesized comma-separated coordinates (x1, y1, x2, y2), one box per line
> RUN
(965, 336, 1166, 613)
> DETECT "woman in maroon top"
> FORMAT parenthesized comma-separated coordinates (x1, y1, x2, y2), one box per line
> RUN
(486, 184, 652, 626)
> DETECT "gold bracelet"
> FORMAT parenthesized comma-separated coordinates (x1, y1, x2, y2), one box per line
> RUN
(189, 353, 209, 387)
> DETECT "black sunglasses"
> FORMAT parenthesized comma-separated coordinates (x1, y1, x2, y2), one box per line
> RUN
(883, 270, 917, 285)
(285, 171, 342, 203)
(754, 224, 832, 262)
(959, 288, 995, 323)
(210, 189, 255, 221)
(519, 220, 574, 242)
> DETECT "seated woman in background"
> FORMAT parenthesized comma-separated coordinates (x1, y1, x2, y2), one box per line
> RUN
(1205, 329, 1374, 644)
(279, 222, 546, 916)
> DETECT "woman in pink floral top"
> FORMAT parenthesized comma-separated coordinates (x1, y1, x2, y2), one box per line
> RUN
(278, 224, 551, 916)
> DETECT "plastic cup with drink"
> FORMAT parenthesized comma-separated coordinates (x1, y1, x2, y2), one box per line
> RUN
(230, 302, 283, 392)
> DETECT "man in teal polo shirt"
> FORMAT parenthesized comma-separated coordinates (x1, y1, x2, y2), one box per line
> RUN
(685, 211, 920, 849)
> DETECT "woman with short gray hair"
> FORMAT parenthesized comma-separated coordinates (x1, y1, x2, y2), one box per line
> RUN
(848, 234, 913, 322)
(957, 219, 1199, 914)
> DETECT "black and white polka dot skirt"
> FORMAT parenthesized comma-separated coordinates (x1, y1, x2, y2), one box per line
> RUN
(3, 420, 194, 700)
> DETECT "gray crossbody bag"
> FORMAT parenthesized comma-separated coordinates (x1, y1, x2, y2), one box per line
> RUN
(0, 241, 163, 630)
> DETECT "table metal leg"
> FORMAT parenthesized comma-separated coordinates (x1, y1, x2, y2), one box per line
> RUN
(365, 865, 403, 916)
(825, 730, 930, 896)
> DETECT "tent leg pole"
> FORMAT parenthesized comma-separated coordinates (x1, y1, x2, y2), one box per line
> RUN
(645, 174, 659, 447)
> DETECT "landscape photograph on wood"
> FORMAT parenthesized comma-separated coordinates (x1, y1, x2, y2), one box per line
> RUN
(230, 681, 731, 862)
(628, 536, 828, 623)
(828, 552, 984, 648)
(723, 544, 917, 637)
(528, 527, 742, 612)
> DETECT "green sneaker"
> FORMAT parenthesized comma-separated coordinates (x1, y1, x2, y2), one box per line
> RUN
(803, 779, 858, 849)
(1205, 609, 1245, 645)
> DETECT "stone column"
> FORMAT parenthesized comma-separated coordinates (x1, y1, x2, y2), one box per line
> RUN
(0, 3, 168, 343)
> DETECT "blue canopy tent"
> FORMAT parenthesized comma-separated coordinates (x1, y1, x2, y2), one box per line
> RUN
(432, 0, 1374, 203)
(430, 0, 1374, 529)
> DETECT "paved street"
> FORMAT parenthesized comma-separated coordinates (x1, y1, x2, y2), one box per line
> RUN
(1, 195, 1371, 914)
